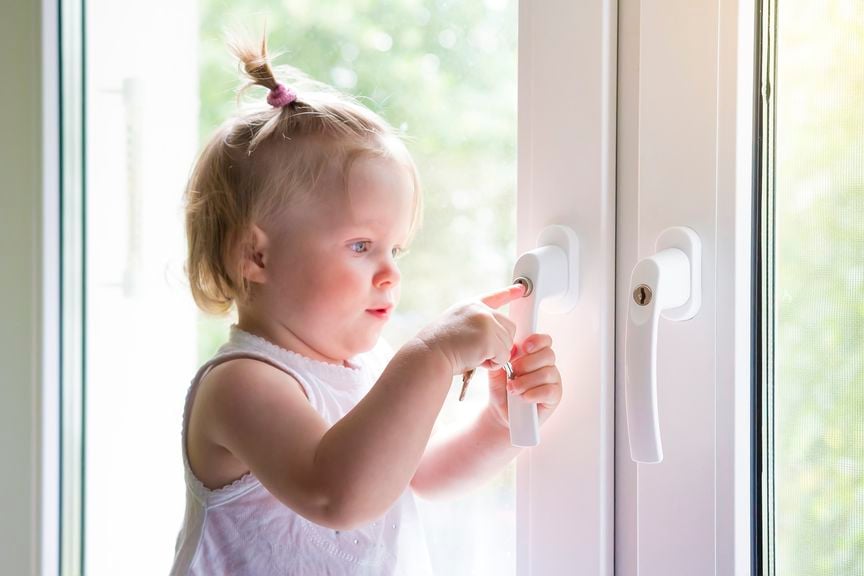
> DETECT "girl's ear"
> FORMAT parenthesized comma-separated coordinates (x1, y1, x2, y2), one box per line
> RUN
(239, 224, 269, 284)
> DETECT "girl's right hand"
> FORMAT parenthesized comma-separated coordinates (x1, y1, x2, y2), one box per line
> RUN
(414, 284, 527, 376)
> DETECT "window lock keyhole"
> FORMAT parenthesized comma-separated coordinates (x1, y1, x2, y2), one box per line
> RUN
(633, 284, 653, 306)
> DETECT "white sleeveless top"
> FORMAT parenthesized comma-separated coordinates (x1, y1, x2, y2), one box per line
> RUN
(169, 325, 435, 576)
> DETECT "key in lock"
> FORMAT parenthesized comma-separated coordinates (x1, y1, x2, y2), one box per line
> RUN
(459, 278, 530, 402)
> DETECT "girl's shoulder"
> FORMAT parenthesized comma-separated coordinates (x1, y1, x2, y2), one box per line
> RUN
(186, 356, 316, 495)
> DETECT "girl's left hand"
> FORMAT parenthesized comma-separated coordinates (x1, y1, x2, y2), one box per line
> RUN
(485, 333, 563, 431)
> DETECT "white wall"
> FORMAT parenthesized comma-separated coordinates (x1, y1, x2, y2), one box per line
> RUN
(0, 0, 47, 574)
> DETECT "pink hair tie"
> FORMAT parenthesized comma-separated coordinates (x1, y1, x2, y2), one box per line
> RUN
(267, 83, 297, 108)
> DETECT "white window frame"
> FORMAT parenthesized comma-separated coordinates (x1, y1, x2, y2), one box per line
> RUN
(515, 0, 616, 573)
(614, 0, 756, 574)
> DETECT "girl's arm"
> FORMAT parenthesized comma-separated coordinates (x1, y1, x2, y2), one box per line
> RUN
(312, 338, 454, 524)
(409, 333, 562, 500)
(202, 337, 452, 531)
(409, 408, 522, 500)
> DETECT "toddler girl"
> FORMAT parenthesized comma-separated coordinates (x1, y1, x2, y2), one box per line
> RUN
(169, 30, 563, 576)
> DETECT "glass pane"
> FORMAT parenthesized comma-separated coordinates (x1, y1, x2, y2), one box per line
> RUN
(78, 1, 517, 574)
(764, 1, 864, 574)
(81, 1, 200, 574)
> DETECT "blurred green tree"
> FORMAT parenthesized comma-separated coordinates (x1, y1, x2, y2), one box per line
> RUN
(195, 0, 518, 361)
(775, 1, 864, 574)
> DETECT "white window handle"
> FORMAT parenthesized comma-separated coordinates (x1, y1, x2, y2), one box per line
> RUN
(508, 224, 579, 447)
(625, 226, 701, 463)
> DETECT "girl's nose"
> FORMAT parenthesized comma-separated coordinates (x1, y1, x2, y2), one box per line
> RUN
(374, 257, 401, 287)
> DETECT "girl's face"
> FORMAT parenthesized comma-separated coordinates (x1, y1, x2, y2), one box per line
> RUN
(251, 155, 415, 365)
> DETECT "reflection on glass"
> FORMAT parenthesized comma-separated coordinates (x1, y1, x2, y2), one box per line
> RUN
(80, 0, 517, 574)
(767, 1, 864, 574)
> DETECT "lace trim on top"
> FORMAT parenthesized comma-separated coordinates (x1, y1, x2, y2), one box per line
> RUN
(229, 325, 365, 387)
(184, 460, 257, 505)
(181, 377, 259, 506)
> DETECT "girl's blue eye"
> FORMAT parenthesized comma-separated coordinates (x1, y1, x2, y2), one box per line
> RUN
(350, 241, 409, 260)
(351, 241, 369, 254)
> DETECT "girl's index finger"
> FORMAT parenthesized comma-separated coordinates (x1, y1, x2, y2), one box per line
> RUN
(478, 283, 528, 309)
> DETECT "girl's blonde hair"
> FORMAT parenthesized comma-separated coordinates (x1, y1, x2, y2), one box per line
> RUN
(184, 30, 423, 315)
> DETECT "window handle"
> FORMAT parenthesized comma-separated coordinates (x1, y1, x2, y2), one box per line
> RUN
(508, 224, 579, 447)
(625, 226, 701, 463)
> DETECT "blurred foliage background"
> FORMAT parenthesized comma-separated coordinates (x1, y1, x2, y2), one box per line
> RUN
(773, 1, 864, 574)
(193, 1, 518, 574)
(194, 0, 518, 362)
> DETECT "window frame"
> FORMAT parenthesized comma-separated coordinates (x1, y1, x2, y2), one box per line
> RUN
(514, 0, 617, 573)
(614, 0, 757, 574)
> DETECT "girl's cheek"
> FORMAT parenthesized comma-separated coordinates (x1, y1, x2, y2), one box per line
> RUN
(326, 259, 364, 288)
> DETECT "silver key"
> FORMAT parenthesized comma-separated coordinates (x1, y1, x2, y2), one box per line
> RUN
(458, 361, 515, 402)
(458, 369, 475, 401)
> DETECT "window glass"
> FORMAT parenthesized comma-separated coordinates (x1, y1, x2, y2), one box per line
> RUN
(76, 1, 517, 573)
(763, 1, 864, 574)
